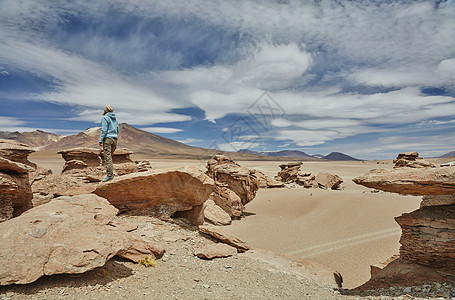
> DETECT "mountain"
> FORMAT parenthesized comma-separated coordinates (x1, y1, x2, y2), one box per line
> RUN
(439, 151, 455, 158)
(322, 152, 361, 161)
(238, 149, 361, 161)
(0, 130, 62, 148)
(238, 149, 316, 159)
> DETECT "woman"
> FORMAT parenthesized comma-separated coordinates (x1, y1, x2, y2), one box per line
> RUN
(99, 105, 119, 182)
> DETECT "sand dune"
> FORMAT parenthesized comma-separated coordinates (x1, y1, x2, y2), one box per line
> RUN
(29, 153, 422, 289)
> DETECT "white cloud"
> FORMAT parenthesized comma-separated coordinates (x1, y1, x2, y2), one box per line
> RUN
(0, 116, 25, 128)
(176, 138, 201, 144)
(141, 127, 183, 134)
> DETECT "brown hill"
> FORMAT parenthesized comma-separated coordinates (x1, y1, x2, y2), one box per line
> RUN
(41, 124, 264, 160)
(0, 130, 62, 148)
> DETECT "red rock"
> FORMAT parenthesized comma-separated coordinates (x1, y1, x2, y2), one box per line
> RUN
(194, 243, 237, 259)
(352, 167, 455, 195)
(58, 147, 137, 177)
(395, 205, 455, 272)
(0, 140, 34, 222)
(116, 235, 165, 262)
(315, 172, 343, 189)
(199, 224, 250, 251)
(0, 194, 129, 285)
(93, 166, 214, 225)
(204, 200, 232, 226)
(420, 195, 455, 207)
(206, 155, 259, 218)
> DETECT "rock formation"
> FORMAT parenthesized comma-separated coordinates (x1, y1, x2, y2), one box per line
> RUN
(353, 152, 455, 288)
(0, 194, 164, 285)
(205, 155, 259, 218)
(0, 139, 34, 222)
(393, 151, 435, 168)
(275, 161, 343, 189)
(352, 166, 455, 195)
(93, 166, 214, 225)
(251, 169, 285, 188)
(59, 147, 137, 178)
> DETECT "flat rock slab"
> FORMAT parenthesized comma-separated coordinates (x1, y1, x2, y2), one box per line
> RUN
(0, 194, 129, 285)
(352, 167, 455, 195)
(194, 243, 237, 259)
(199, 224, 250, 250)
(93, 166, 214, 213)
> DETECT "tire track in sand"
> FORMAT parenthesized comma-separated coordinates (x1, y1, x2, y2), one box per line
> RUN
(286, 227, 401, 258)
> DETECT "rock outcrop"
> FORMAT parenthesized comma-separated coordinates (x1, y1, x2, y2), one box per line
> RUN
(93, 166, 214, 225)
(206, 155, 259, 218)
(395, 205, 455, 271)
(353, 152, 455, 289)
(275, 162, 343, 189)
(352, 167, 455, 195)
(0, 194, 164, 285)
(59, 147, 137, 178)
(393, 151, 435, 168)
(0, 139, 34, 222)
(251, 169, 285, 188)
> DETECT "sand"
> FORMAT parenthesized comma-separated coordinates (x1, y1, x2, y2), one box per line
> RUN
(28, 152, 423, 289)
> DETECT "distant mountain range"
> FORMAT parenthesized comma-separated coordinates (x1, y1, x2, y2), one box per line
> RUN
(238, 149, 361, 161)
(439, 151, 455, 158)
(1, 124, 360, 161)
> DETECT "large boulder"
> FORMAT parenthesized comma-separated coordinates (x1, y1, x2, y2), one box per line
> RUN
(352, 167, 455, 195)
(0, 194, 163, 285)
(393, 151, 435, 168)
(58, 147, 137, 178)
(93, 166, 214, 225)
(315, 172, 343, 190)
(0, 140, 34, 222)
(206, 155, 259, 218)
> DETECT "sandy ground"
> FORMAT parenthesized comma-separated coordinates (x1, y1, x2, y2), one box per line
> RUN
(29, 152, 424, 289)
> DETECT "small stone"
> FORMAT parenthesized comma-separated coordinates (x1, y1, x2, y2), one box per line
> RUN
(403, 287, 412, 293)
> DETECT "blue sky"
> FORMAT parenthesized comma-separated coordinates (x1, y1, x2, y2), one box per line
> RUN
(1, 0, 455, 159)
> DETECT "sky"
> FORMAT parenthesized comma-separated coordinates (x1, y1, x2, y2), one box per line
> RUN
(1, 0, 455, 160)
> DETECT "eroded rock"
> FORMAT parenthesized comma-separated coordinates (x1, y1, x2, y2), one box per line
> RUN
(58, 147, 137, 178)
(93, 166, 214, 225)
(204, 200, 232, 226)
(0, 140, 34, 222)
(0, 194, 127, 285)
(206, 155, 259, 218)
(353, 167, 455, 195)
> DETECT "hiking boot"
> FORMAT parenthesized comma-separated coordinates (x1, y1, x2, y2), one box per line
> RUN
(103, 176, 114, 182)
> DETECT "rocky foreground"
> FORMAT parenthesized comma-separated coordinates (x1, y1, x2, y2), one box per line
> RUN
(2, 142, 455, 299)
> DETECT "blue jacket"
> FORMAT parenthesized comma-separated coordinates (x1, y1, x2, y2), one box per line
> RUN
(99, 112, 119, 143)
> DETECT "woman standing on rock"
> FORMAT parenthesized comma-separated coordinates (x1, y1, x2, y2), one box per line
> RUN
(99, 105, 119, 182)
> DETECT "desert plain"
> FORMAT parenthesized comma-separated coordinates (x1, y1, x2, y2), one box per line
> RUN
(28, 151, 445, 289)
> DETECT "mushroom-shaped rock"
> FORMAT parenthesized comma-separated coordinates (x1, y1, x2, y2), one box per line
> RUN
(353, 167, 455, 195)
(93, 166, 214, 225)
